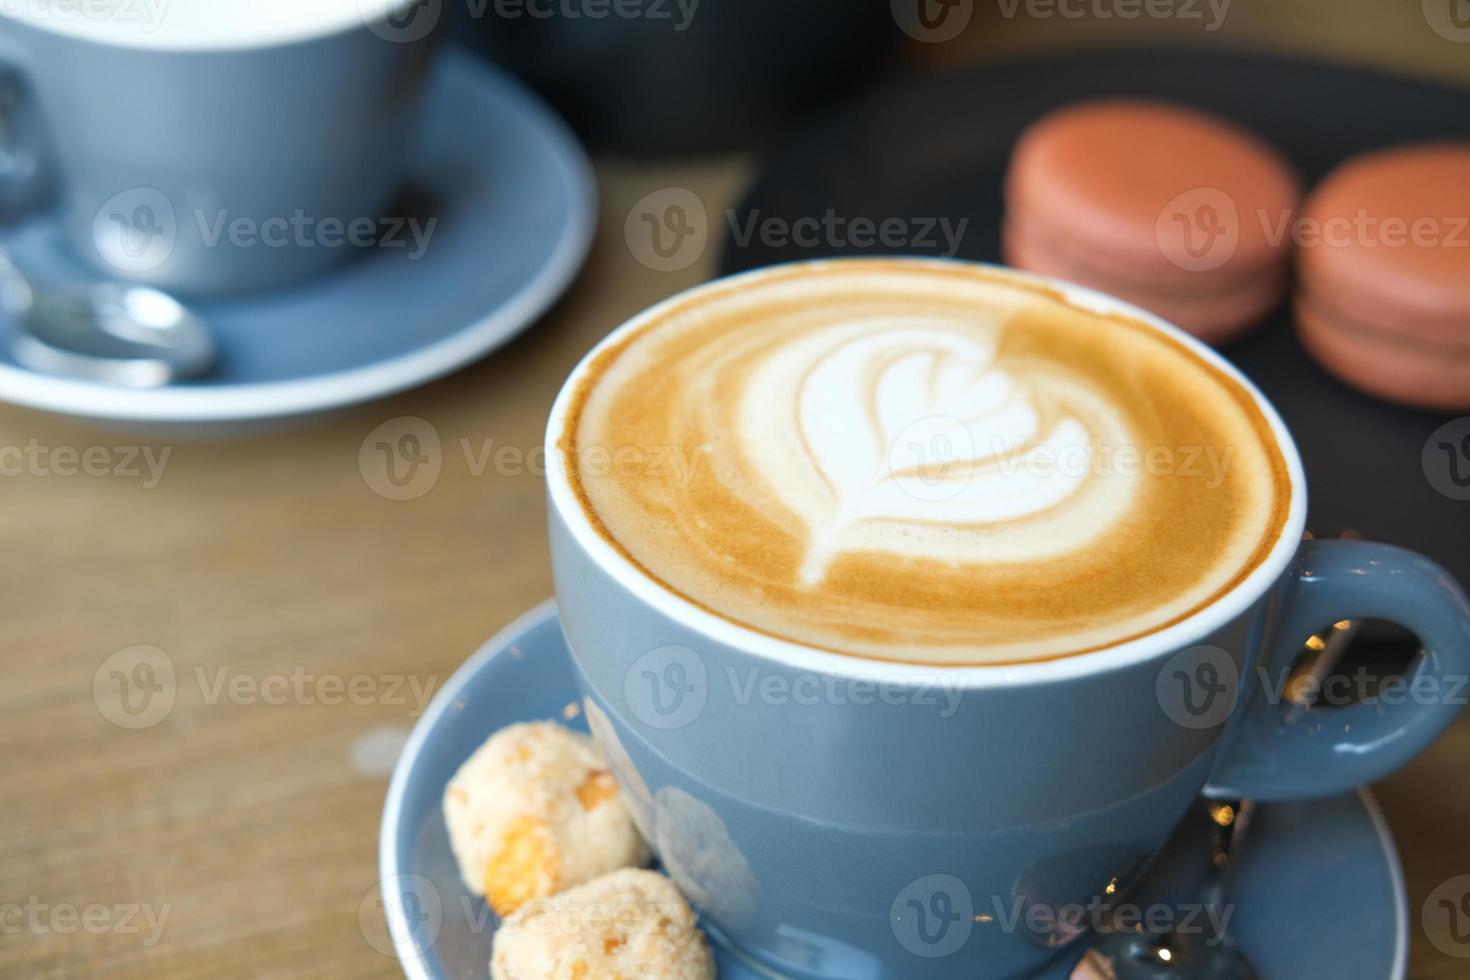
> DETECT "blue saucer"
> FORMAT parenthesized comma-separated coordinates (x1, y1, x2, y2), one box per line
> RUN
(380, 602, 1408, 980)
(0, 49, 594, 428)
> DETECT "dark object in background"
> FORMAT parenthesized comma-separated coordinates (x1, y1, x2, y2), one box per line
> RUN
(449, 0, 898, 156)
(719, 47, 1470, 610)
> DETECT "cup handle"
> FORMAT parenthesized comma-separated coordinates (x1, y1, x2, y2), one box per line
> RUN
(1205, 539, 1470, 800)
(0, 58, 50, 216)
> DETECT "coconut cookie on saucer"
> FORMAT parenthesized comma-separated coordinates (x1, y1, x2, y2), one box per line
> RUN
(491, 868, 715, 980)
(445, 721, 650, 916)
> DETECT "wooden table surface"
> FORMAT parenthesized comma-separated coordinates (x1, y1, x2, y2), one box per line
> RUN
(5, 10, 1470, 978)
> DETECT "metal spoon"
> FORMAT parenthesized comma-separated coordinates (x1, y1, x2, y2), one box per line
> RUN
(1073, 800, 1256, 980)
(1073, 611, 1366, 980)
(1, 248, 215, 387)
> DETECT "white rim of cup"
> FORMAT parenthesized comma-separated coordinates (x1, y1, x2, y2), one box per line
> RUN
(0, 0, 427, 51)
(545, 257, 1309, 688)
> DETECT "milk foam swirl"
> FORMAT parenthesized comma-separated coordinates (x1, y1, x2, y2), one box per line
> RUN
(565, 261, 1289, 665)
(741, 318, 1137, 584)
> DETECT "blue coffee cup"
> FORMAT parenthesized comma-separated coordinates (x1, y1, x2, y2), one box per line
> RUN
(544, 260, 1470, 979)
(0, 0, 438, 295)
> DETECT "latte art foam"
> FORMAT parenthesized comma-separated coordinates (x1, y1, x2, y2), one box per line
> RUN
(563, 261, 1290, 665)
(750, 317, 1136, 585)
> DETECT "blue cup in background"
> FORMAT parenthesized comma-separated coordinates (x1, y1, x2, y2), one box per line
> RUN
(0, 0, 438, 296)
(544, 260, 1470, 980)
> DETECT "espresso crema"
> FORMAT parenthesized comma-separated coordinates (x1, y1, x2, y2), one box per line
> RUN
(561, 261, 1291, 665)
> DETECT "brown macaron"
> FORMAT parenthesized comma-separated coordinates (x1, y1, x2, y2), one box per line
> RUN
(1294, 142, 1470, 411)
(1004, 99, 1300, 345)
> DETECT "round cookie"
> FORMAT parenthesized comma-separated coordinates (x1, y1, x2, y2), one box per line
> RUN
(444, 721, 649, 916)
(1004, 99, 1300, 344)
(491, 869, 715, 980)
(1293, 142, 1470, 410)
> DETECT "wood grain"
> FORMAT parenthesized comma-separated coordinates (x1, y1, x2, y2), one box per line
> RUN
(4, 8, 1469, 976)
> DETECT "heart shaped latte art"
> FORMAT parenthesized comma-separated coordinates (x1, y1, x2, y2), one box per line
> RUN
(738, 317, 1139, 584)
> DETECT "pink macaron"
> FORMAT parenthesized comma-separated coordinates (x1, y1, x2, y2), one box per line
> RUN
(1004, 99, 1301, 345)
(1293, 142, 1470, 411)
